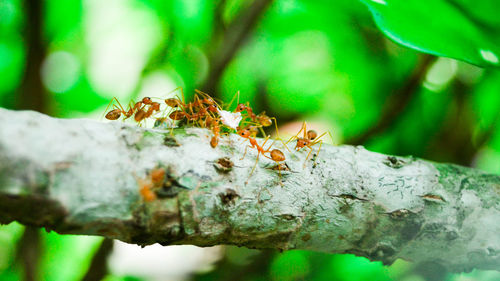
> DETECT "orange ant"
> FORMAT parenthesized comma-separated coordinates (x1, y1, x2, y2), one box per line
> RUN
(230, 91, 278, 137)
(139, 179, 156, 202)
(210, 118, 221, 148)
(133, 105, 157, 126)
(287, 122, 329, 167)
(137, 167, 166, 202)
(194, 89, 221, 111)
(268, 149, 286, 185)
(104, 96, 159, 125)
(164, 88, 220, 127)
(238, 128, 287, 184)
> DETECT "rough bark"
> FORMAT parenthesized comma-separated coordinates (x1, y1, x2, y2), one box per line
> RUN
(0, 108, 499, 273)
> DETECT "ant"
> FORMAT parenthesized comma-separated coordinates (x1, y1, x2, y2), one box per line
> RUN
(164, 87, 220, 127)
(229, 91, 279, 138)
(194, 89, 221, 111)
(138, 178, 156, 202)
(210, 118, 221, 148)
(132, 100, 160, 126)
(287, 121, 329, 167)
(268, 148, 286, 185)
(137, 167, 166, 202)
(104, 97, 159, 125)
(238, 128, 287, 184)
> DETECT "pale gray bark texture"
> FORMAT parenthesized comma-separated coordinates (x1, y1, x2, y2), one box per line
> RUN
(0, 108, 499, 272)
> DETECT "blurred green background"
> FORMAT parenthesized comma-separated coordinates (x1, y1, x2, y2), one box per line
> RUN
(1, 0, 500, 280)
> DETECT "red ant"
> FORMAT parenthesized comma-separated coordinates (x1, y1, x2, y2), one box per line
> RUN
(164, 88, 220, 127)
(268, 148, 286, 185)
(238, 128, 287, 184)
(137, 167, 166, 202)
(138, 97, 161, 124)
(230, 91, 278, 137)
(105, 97, 159, 125)
(194, 89, 220, 112)
(287, 122, 329, 167)
(211, 121, 222, 148)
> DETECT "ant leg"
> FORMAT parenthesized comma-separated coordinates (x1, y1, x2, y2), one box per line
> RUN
(308, 134, 326, 164)
(246, 151, 261, 184)
(240, 145, 252, 160)
(102, 98, 115, 120)
(165, 86, 184, 102)
(314, 140, 323, 166)
(261, 135, 271, 148)
(328, 131, 335, 144)
(194, 89, 223, 109)
(225, 90, 239, 110)
(302, 121, 308, 139)
(286, 121, 306, 145)
(303, 146, 314, 168)
(278, 166, 283, 186)
(258, 126, 267, 138)
(270, 117, 291, 152)
(236, 91, 241, 109)
(315, 132, 327, 141)
(102, 97, 126, 120)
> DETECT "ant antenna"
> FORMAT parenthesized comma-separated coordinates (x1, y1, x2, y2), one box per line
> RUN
(226, 90, 240, 111)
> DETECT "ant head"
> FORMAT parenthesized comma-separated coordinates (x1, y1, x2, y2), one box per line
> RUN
(307, 130, 317, 140)
(207, 104, 217, 113)
(235, 104, 246, 112)
(142, 97, 152, 104)
(295, 138, 308, 149)
(238, 129, 251, 138)
(270, 149, 285, 162)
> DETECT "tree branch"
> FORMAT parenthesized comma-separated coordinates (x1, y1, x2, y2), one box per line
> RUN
(1, 108, 499, 273)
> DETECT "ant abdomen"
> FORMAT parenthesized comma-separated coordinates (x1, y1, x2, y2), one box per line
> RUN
(165, 98, 182, 108)
(169, 110, 186, 120)
(270, 149, 285, 162)
(307, 130, 318, 140)
(134, 109, 147, 122)
(105, 109, 122, 120)
(210, 136, 218, 148)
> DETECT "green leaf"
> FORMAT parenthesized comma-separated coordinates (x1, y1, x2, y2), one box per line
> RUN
(360, 0, 500, 67)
